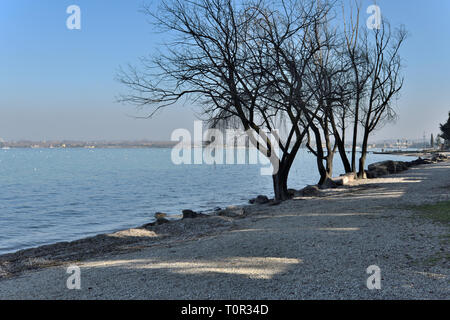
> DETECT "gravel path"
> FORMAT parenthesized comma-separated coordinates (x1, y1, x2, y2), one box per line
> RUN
(0, 162, 449, 299)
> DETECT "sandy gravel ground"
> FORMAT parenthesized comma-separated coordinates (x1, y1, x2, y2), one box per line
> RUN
(0, 161, 449, 299)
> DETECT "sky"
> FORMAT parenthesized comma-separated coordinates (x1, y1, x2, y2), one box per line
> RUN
(0, 0, 449, 142)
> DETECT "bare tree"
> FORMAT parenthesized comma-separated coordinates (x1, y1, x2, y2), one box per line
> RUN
(304, 12, 354, 183)
(253, 1, 334, 191)
(301, 2, 406, 182)
(357, 21, 406, 177)
(118, 0, 406, 197)
(117, 0, 330, 200)
(342, 2, 372, 174)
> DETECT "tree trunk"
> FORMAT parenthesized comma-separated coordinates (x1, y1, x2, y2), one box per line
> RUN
(351, 111, 359, 173)
(333, 122, 351, 173)
(272, 165, 289, 201)
(323, 118, 335, 177)
(336, 137, 351, 173)
(351, 90, 361, 174)
(309, 124, 330, 185)
(318, 160, 330, 185)
(326, 152, 333, 177)
(329, 112, 352, 173)
(358, 131, 370, 178)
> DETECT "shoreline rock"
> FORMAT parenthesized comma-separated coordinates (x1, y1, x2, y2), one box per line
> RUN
(217, 206, 246, 217)
(249, 195, 270, 205)
(366, 154, 449, 179)
(182, 209, 207, 219)
(153, 212, 170, 225)
(299, 185, 322, 197)
(334, 173, 356, 186)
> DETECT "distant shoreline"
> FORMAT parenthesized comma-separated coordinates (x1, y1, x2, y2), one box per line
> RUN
(0, 141, 178, 149)
(2, 145, 443, 153)
(0, 139, 441, 151)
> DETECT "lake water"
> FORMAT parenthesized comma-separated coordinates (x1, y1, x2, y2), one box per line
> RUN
(0, 148, 413, 255)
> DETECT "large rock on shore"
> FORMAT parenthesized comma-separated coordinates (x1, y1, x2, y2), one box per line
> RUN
(182, 209, 206, 219)
(287, 189, 298, 197)
(431, 153, 449, 162)
(366, 166, 389, 179)
(334, 173, 356, 186)
(366, 160, 410, 178)
(299, 185, 321, 197)
(410, 157, 428, 166)
(365, 154, 449, 179)
(249, 195, 270, 204)
(319, 178, 338, 189)
(368, 160, 409, 174)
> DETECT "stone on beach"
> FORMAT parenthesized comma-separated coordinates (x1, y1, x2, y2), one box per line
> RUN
(217, 206, 246, 217)
(431, 153, 449, 163)
(368, 160, 407, 173)
(299, 185, 321, 197)
(319, 178, 338, 189)
(366, 154, 449, 179)
(366, 160, 409, 178)
(182, 209, 206, 219)
(154, 212, 167, 219)
(154, 212, 170, 225)
(249, 195, 270, 205)
(334, 172, 356, 186)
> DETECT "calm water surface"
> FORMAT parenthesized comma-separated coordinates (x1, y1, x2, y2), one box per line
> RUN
(0, 148, 413, 254)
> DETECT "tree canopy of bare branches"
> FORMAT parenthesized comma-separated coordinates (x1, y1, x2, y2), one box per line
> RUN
(118, 0, 406, 199)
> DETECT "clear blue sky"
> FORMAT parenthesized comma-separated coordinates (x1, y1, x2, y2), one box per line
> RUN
(0, 0, 449, 141)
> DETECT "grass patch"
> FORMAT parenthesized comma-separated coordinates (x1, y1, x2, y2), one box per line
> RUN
(407, 201, 450, 267)
(422, 252, 450, 267)
(412, 201, 450, 225)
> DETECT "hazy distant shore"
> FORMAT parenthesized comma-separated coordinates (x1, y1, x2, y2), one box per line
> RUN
(0, 141, 178, 149)
(0, 156, 449, 299)
(0, 140, 437, 151)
